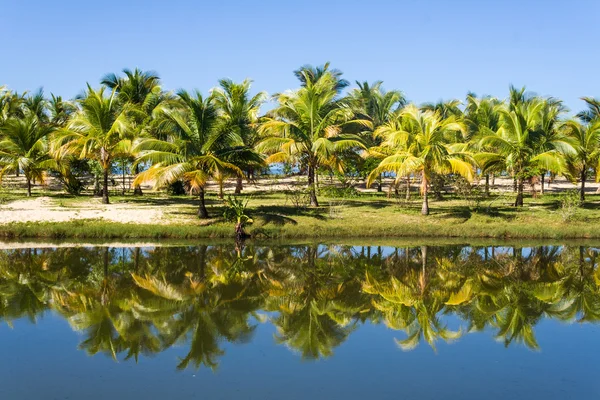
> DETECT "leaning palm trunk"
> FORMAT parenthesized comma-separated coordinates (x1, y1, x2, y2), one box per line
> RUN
(308, 164, 319, 207)
(198, 186, 209, 218)
(406, 176, 411, 201)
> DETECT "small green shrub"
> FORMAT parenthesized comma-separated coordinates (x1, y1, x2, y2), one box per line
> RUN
(320, 186, 360, 198)
(559, 190, 580, 222)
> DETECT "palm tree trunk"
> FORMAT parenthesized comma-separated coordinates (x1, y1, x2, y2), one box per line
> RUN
(485, 173, 490, 196)
(377, 174, 383, 192)
(198, 186, 209, 218)
(308, 164, 319, 207)
(235, 175, 243, 194)
(421, 172, 429, 215)
(26, 177, 32, 197)
(122, 160, 126, 196)
(580, 169, 587, 203)
(540, 174, 545, 195)
(133, 164, 143, 196)
(514, 178, 524, 207)
(218, 177, 224, 199)
(405, 176, 411, 201)
(102, 167, 110, 204)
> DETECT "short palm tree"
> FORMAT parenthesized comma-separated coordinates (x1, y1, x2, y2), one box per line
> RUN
(54, 85, 137, 204)
(0, 114, 53, 196)
(258, 70, 368, 206)
(368, 105, 474, 215)
(477, 99, 573, 206)
(133, 90, 241, 218)
(562, 119, 600, 202)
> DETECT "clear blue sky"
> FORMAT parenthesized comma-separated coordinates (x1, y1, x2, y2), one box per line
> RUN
(2, 0, 599, 113)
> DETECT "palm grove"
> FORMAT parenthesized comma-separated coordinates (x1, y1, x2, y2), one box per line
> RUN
(1, 64, 599, 217)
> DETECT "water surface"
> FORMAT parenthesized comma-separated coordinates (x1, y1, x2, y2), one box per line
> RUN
(0, 243, 598, 399)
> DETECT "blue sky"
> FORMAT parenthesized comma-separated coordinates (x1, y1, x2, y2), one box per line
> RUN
(2, 0, 599, 113)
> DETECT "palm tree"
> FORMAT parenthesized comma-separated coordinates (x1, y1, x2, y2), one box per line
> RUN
(537, 99, 568, 194)
(212, 79, 266, 194)
(258, 69, 368, 206)
(464, 93, 502, 195)
(368, 105, 474, 215)
(0, 114, 53, 196)
(54, 85, 137, 204)
(293, 62, 349, 93)
(577, 97, 600, 123)
(133, 90, 241, 218)
(101, 68, 163, 195)
(562, 119, 600, 202)
(348, 81, 406, 193)
(477, 99, 573, 206)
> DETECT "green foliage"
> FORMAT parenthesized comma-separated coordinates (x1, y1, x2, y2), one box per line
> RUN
(222, 195, 252, 226)
(559, 190, 581, 222)
(320, 185, 360, 199)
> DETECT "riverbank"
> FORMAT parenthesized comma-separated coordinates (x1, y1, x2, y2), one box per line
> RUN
(0, 191, 599, 240)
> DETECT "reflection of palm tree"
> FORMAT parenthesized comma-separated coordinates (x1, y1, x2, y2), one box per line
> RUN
(266, 245, 364, 359)
(364, 246, 462, 351)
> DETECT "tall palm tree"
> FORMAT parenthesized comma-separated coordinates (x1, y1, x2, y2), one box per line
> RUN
(577, 97, 600, 123)
(101, 68, 163, 195)
(54, 85, 137, 204)
(368, 105, 474, 215)
(348, 81, 406, 192)
(562, 119, 600, 202)
(133, 90, 241, 218)
(212, 79, 266, 194)
(0, 114, 53, 196)
(101, 68, 161, 105)
(258, 70, 368, 206)
(293, 62, 349, 93)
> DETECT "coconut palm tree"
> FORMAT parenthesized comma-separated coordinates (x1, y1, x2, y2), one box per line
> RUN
(258, 70, 368, 206)
(293, 62, 349, 93)
(477, 99, 573, 206)
(212, 79, 266, 194)
(0, 114, 54, 196)
(464, 93, 503, 195)
(133, 90, 241, 218)
(562, 119, 600, 202)
(54, 85, 137, 204)
(577, 97, 600, 123)
(101, 68, 164, 195)
(348, 81, 406, 193)
(368, 105, 474, 215)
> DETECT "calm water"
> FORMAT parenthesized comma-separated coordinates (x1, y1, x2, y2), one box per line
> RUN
(0, 243, 599, 399)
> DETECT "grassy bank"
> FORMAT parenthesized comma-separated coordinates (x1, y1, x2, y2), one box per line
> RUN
(1, 190, 600, 240)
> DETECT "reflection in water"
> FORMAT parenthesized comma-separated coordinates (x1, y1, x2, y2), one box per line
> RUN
(1, 243, 599, 369)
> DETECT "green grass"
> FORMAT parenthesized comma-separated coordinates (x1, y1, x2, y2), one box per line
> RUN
(2, 189, 600, 240)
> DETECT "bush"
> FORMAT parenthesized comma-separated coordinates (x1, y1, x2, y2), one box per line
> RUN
(285, 187, 310, 210)
(319, 185, 360, 198)
(167, 181, 186, 196)
(453, 176, 485, 212)
(559, 190, 580, 222)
